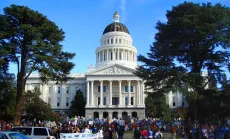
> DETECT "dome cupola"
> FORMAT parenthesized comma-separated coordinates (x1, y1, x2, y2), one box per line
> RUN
(103, 11, 130, 35)
(95, 11, 137, 70)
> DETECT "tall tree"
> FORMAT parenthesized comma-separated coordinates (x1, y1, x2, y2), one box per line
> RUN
(69, 89, 86, 117)
(0, 5, 75, 124)
(135, 2, 230, 120)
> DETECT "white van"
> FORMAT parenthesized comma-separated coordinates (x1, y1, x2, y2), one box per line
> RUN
(11, 126, 55, 139)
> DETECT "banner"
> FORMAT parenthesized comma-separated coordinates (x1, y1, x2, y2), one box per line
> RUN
(60, 133, 99, 139)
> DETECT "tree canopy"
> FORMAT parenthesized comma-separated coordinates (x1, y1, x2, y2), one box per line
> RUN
(0, 5, 75, 124)
(135, 2, 230, 120)
(69, 89, 86, 118)
(23, 88, 57, 121)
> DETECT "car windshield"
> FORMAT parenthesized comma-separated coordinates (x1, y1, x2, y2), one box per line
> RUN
(8, 133, 29, 139)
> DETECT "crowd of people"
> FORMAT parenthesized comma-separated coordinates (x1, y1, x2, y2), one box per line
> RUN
(0, 118, 230, 139)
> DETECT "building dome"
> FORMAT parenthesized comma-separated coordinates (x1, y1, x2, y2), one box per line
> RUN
(103, 22, 130, 35)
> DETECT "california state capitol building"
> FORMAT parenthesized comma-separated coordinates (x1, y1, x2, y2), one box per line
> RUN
(25, 12, 186, 119)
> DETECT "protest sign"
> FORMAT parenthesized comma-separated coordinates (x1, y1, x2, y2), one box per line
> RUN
(60, 133, 99, 139)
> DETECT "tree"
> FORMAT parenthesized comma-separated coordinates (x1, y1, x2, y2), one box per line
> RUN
(23, 88, 57, 121)
(145, 93, 172, 121)
(135, 2, 230, 120)
(0, 5, 75, 124)
(0, 80, 16, 121)
(0, 58, 16, 120)
(69, 89, 86, 118)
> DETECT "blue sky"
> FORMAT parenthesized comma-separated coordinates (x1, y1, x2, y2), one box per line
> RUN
(1, 0, 229, 74)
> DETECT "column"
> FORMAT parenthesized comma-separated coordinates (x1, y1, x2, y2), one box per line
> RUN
(96, 52, 98, 63)
(102, 51, 104, 61)
(113, 49, 115, 60)
(100, 80, 103, 106)
(142, 81, 145, 105)
(137, 80, 140, 105)
(118, 48, 120, 60)
(87, 81, 90, 105)
(109, 81, 112, 105)
(91, 81, 94, 105)
(119, 80, 122, 106)
(128, 80, 131, 105)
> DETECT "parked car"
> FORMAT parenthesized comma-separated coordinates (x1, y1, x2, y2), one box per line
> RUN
(11, 126, 55, 139)
(0, 131, 30, 139)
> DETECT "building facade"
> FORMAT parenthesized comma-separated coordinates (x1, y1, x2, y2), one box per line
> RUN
(25, 12, 187, 119)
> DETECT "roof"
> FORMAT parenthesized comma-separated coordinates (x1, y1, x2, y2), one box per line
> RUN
(103, 22, 130, 35)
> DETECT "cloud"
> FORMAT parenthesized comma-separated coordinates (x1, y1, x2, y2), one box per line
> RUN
(120, 0, 126, 23)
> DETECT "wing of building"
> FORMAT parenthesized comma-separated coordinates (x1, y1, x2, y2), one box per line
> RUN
(25, 11, 146, 119)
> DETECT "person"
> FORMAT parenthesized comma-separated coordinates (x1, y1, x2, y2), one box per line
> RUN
(117, 125, 125, 139)
(154, 129, 163, 139)
(84, 125, 91, 134)
(98, 127, 104, 139)
(108, 127, 113, 139)
(141, 128, 148, 139)
(171, 125, 177, 139)
(147, 127, 153, 139)
(133, 126, 141, 139)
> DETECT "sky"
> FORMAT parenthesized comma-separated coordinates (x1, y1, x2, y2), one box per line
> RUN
(1, 0, 230, 74)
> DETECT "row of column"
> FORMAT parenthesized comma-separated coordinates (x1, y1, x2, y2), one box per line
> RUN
(96, 48, 136, 63)
(86, 80, 145, 106)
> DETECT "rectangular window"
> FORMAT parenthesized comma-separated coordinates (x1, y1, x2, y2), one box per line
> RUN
(130, 86, 133, 92)
(107, 39, 109, 44)
(58, 87, 61, 93)
(66, 97, 69, 107)
(111, 39, 113, 44)
(119, 52, 122, 60)
(98, 86, 100, 92)
(125, 86, 128, 92)
(103, 97, 106, 105)
(57, 97, 60, 106)
(131, 97, 134, 105)
(57, 103, 59, 106)
(125, 97, 128, 105)
(98, 97, 100, 105)
(115, 39, 117, 43)
(49, 87, 52, 93)
(119, 39, 121, 43)
(103, 86, 106, 92)
(111, 52, 113, 60)
(66, 87, 69, 93)
(112, 97, 119, 105)
(116, 52, 118, 60)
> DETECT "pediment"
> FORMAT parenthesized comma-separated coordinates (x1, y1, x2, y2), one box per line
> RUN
(87, 64, 135, 75)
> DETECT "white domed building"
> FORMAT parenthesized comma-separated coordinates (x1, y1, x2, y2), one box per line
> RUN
(25, 12, 187, 119)
(26, 11, 146, 119)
